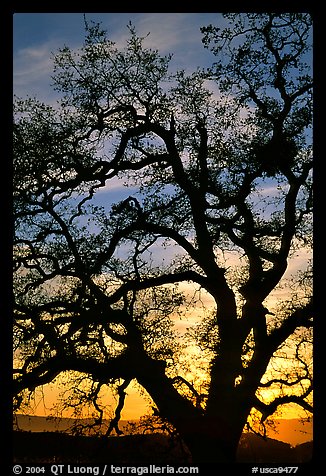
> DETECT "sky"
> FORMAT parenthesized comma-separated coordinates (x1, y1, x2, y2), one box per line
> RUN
(12, 10, 227, 422)
(12, 11, 233, 317)
(13, 13, 224, 101)
(13, 11, 312, 296)
(12, 13, 313, 439)
(12, 11, 229, 294)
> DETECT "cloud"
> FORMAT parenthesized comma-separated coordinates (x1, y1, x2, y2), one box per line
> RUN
(101, 12, 220, 73)
(137, 13, 201, 51)
(13, 13, 223, 103)
(13, 42, 58, 101)
(105, 13, 203, 50)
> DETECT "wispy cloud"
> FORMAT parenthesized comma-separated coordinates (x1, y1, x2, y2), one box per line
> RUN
(137, 13, 220, 71)
(99, 12, 220, 72)
(14, 41, 58, 100)
(137, 13, 202, 51)
(104, 13, 208, 51)
(13, 13, 222, 101)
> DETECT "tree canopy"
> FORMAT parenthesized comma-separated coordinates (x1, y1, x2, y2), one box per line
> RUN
(13, 13, 313, 464)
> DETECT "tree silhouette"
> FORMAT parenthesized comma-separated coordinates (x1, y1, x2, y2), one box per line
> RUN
(13, 13, 313, 464)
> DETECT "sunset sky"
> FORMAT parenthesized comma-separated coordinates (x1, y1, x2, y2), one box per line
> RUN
(13, 12, 312, 444)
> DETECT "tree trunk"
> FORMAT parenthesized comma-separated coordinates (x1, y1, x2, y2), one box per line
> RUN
(135, 354, 247, 464)
(178, 415, 243, 464)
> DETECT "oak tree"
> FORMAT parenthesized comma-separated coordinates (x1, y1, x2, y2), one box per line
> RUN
(13, 13, 313, 464)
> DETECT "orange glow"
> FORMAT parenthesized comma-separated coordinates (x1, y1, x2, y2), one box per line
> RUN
(19, 377, 313, 447)
(14, 280, 312, 445)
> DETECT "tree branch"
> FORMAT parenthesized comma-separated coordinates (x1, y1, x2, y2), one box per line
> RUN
(13, 353, 134, 396)
(267, 300, 313, 355)
(253, 388, 313, 422)
(106, 378, 132, 436)
(107, 270, 209, 304)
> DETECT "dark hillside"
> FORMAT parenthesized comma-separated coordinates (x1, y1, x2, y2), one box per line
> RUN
(13, 431, 312, 464)
(13, 431, 191, 465)
(237, 433, 312, 463)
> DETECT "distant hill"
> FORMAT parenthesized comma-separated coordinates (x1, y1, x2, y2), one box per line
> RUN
(13, 430, 312, 464)
(14, 414, 313, 447)
(13, 414, 134, 435)
(237, 433, 312, 463)
(13, 431, 191, 465)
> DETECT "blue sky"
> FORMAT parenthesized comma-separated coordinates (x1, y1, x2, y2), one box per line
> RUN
(12, 12, 228, 270)
(13, 12, 224, 101)
(13, 11, 312, 291)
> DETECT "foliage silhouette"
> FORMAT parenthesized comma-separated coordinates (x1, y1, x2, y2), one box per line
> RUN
(13, 13, 313, 464)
